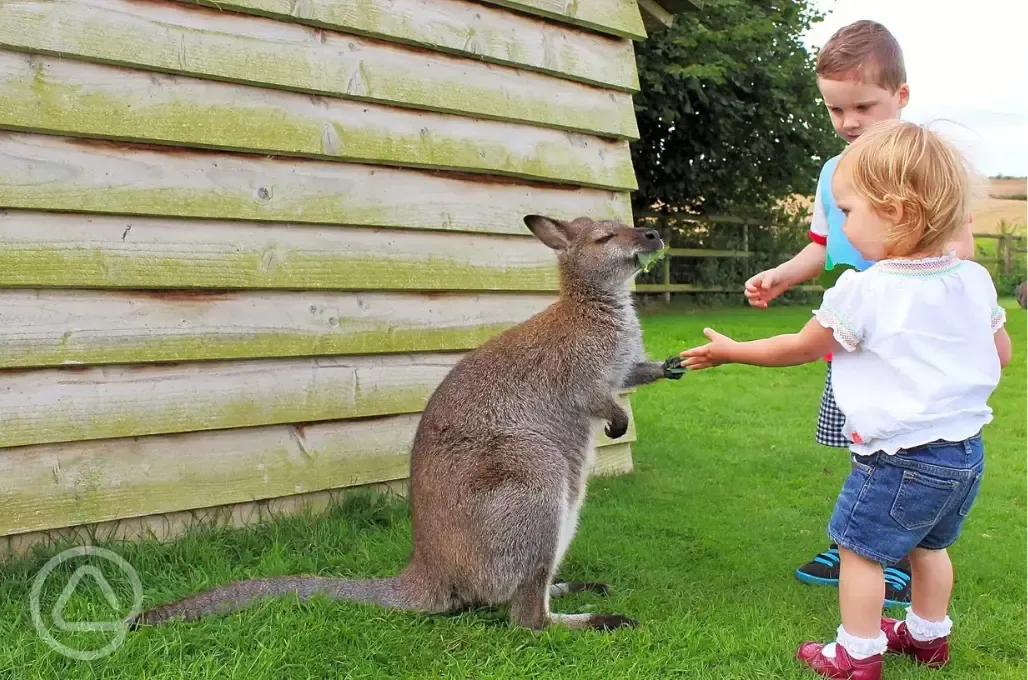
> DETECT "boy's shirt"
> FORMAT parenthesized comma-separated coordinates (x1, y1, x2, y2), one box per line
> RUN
(809, 154, 876, 283)
(809, 154, 875, 363)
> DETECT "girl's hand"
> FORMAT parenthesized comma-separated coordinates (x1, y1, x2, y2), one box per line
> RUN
(679, 328, 737, 370)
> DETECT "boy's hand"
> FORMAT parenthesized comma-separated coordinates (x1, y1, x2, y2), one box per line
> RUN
(679, 328, 737, 370)
(744, 268, 791, 309)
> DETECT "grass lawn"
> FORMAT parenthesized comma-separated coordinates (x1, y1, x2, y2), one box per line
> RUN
(1, 302, 1024, 679)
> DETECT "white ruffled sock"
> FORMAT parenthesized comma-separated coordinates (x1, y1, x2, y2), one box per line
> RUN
(905, 607, 953, 642)
(822, 625, 888, 660)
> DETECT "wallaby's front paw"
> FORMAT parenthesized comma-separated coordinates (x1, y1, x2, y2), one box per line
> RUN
(604, 422, 628, 439)
(604, 408, 629, 439)
(662, 356, 687, 380)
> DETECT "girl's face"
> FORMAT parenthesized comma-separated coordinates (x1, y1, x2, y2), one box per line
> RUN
(832, 163, 894, 261)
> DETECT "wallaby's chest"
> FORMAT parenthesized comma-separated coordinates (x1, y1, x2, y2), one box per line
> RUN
(603, 313, 643, 386)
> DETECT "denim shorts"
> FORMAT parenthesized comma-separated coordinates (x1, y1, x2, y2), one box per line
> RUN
(827, 433, 985, 566)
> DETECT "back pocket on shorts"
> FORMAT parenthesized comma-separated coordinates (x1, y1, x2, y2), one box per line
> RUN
(889, 470, 960, 531)
(958, 470, 984, 517)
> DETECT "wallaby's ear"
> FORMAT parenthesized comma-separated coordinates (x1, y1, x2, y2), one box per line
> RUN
(524, 215, 572, 251)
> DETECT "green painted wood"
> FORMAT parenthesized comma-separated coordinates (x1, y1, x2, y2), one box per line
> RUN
(0, 352, 641, 449)
(0, 134, 634, 235)
(0, 212, 562, 292)
(655, 0, 703, 12)
(0, 52, 639, 191)
(0, 415, 420, 536)
(0, 289, 557, 369)
(592, 441, 634, 476)
(476, 0, 646, 40)
(0, 243, 559, 291)
(0, 479, 415, 558)
(0, 414, 635, 537)
(638, 0, 674, 31)
(0, 353, 461, 448)
(0, 0, 638, 140)
(166, 0, 641, 92)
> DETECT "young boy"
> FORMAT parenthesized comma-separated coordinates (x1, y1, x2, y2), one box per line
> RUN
(744, 20, 975, 607)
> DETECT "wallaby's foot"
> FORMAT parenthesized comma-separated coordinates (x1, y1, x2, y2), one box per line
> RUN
(549, 612, 637, 630)
(604, 403, 629, 439)
(549, 580, 611, 598)
(587, 614, 637, 630)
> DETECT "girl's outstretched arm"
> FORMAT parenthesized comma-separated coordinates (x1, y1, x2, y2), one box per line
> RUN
(680, 317, 842, 370)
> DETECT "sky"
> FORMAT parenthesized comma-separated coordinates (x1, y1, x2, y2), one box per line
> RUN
(802, 0, 1027, 178)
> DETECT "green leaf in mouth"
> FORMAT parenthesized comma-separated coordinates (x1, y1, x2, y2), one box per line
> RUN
(636, 246, 670, 273)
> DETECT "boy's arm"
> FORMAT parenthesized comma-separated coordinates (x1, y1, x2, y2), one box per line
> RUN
(745, 243, 826, 308)
(774, 242, 828, 286)
(745, 174, 831, 308)
(681, 318, 842, 370)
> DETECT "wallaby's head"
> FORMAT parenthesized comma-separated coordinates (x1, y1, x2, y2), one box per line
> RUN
(524, 215, 663, 296)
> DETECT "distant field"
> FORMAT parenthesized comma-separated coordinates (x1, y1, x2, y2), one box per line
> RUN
(974, 177, 1026, 235)
(972, 199, 1026, 234)
(988, 177, 1028, 200)
(783, 177, 1026, 235)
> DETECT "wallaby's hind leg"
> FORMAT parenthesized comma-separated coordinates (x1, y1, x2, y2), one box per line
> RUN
(508, 570, 632, 631)
(500, 489, 634, 631)
(508, 567, 551, 630)
(549, 489, 612, 599)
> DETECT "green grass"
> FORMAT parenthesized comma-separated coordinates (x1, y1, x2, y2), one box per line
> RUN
(1, 302, 1024, 679)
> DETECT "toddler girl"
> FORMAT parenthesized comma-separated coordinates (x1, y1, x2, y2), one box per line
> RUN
(680, 119, 1011, 679)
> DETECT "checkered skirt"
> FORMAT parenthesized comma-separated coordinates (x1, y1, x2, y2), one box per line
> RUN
(816, 361, 849, 448)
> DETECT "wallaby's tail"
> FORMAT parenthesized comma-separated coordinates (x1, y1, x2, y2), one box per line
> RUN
(127, 573, 423, 627)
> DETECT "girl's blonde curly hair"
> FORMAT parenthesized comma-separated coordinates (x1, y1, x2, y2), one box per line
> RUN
(838, 119, 975, 257)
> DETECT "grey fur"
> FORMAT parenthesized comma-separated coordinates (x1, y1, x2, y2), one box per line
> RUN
(128, 215, 682, 632)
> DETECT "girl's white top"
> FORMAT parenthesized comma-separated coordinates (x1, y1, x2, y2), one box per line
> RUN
(815, 254, 1006, 456)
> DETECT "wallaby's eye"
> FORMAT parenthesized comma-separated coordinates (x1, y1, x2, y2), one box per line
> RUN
(594, 233, 614, 244)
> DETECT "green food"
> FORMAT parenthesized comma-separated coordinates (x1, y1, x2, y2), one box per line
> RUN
(636, 246, 670, 273)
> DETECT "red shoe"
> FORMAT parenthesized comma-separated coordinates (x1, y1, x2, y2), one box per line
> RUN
(796, 641, 883, 680)
(881, 618, 949, 668)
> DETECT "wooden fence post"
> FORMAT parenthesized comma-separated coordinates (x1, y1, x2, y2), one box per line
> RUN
(741, 223, 750, 288)
(662, 220, 671, 304)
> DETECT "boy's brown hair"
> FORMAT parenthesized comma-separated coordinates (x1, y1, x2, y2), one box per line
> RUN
(816, 20, 907, 93)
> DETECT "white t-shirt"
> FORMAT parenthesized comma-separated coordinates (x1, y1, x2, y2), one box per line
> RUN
(814, 254, 1006, 456)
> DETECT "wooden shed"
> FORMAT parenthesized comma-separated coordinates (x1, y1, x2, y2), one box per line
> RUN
(0, 0, 694, 557)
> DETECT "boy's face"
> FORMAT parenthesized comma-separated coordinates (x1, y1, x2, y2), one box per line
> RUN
(817, 77, 909, 144)
(832, 161, 893, 261)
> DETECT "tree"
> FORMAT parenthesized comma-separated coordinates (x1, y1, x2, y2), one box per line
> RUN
(630, 0, 843, 217)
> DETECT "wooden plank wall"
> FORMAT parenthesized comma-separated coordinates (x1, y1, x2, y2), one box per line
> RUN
(0, 0, 649, 557)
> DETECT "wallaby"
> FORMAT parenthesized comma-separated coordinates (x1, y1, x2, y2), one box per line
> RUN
(128, 215, 685, 632)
